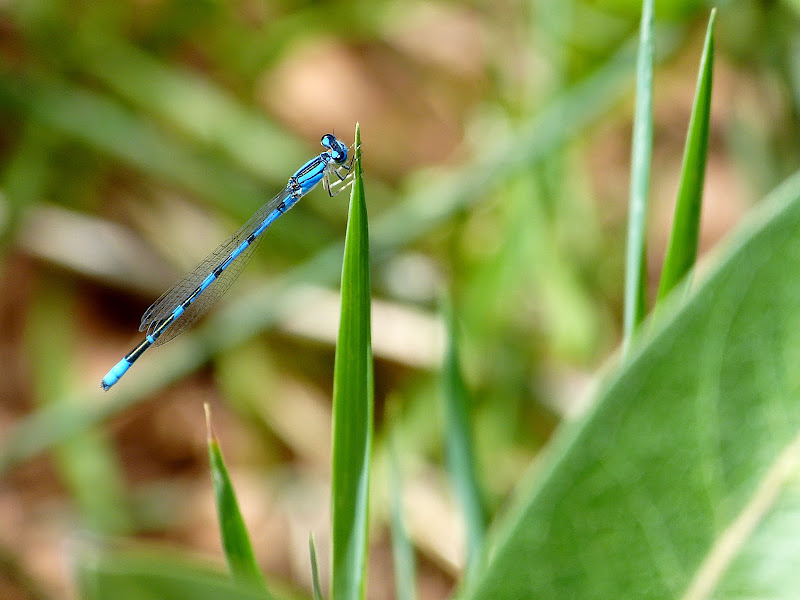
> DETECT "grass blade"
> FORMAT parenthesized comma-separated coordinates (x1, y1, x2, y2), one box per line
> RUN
(0, 122, 50, 250)
(656, 10, 716, 302)
(79, 38, 305, 181)
(623, 0, 655, 353)
(388, 433, 417, 600)
(0, 73, 264, 216)
(76, 547, 275, 600)
(27, 280, 132, 534)
(330, 123, 373, 600)
(308, 535, 324, 600)
(205, 404, 270, 593)
(442, 301, 486, 586)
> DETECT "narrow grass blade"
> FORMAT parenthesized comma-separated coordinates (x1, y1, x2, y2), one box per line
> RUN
(308, 535, 324, 600)
(78, 38, 305, 181)
(205, 405, 270, 593)
(656, 10, 716, 302)
(330, 123, 373, 600)
(441, 300, 486, 586)
(0, 73, 264, 216)
(623, 0, 655, 353)
(76, 547, 276, 600)
(0, 122, 50, 250)
(27, 280, 132, 534)
(388, 433, 417, 600)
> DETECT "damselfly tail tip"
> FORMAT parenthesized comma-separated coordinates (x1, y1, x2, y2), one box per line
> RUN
(100, 358, 132, 391)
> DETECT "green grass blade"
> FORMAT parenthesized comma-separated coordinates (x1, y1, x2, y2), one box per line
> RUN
(330, 123, 373, 600)
(441, 301, 486, 586)
(388, 433, 417, 600)
(76, 547, 276, 600)
(623, 0, 655, 353)
(0, 122, 50, 250)
(656, 10, 716, 302)
(78, 38, 305, 181)
(0, 73, 264, 215)
(205, 405, 270, 593)
(27, 280, 132, 534)
(308, 535, 324, 600)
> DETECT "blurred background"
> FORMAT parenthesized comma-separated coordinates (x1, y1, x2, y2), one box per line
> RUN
(1, 0, 799, 598)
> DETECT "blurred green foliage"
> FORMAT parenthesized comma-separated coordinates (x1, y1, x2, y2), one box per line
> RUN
(4, 0, 800, 598)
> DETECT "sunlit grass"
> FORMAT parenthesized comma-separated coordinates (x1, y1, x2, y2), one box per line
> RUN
(656, 10, 716, 303)
(622, 0, 654, 353)
(330, 123, 373, 600)
(205, 404, 270, 593)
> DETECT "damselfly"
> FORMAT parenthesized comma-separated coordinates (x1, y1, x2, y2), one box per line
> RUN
(101, 133, 353, 390)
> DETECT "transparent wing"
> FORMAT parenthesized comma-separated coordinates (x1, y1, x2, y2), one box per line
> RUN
(147, 238, 262, 346)
(140, 187, 292, 345)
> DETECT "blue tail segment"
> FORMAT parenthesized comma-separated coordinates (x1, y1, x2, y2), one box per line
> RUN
(101, 358, 133, 391)
(100, 133, 354, 391)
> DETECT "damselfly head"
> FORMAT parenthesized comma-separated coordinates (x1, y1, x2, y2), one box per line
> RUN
(321, 133, 348, 164)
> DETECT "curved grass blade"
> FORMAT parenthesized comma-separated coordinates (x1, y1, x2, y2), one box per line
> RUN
(78, 38, 305, 181)
(308, 535, 324, 600)
(27, 281, 132, 534)
(441, 300, 485, 587)
(0, 73, 264, 215)
(330, 123, 373, 600)
(0, 122, 50, 251)
(388, 432, 417, 600)
(76, 547, 275, 600)
(205, 404, 270, 593)
(656, 10, 716, 302)
(623, 0, 655, 353)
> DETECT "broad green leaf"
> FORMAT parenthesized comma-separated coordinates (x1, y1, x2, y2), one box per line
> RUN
(656, 10, 716, 302)
(441, 301, 485, 586)
(205, 405, 270, 593)
(0, 37, 638, 475)
(76, 548, 275, 600)
(623, 0, 655, 352)
(464, 170, 800, 599)
(388, 433, 416, 600)
(330, 123, 373, 600)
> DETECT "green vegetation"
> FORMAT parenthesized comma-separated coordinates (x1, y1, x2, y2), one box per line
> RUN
(206, 404, 270, 592)
(329, 124, 371, 600)
(656, 9, 716, 303)
(4, 2, 800, 599)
